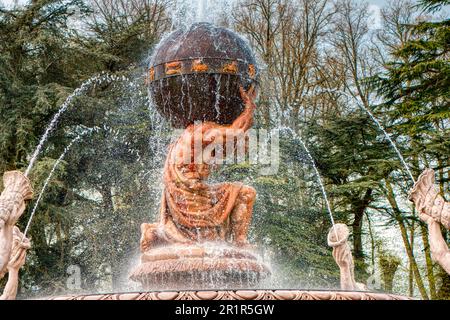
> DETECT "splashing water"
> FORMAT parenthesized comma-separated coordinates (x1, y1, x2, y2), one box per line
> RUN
(279, 127, 338, 239)
(317, 89, 416, 184)
(25, 73, 127, 177)
(22, 128, 95, 239)
(171, 0, 237, 27)
(197, 0, 207, 22)
(213, 74, 222, 121)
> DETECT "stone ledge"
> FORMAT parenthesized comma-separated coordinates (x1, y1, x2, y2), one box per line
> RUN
(46, 289, 413, 300)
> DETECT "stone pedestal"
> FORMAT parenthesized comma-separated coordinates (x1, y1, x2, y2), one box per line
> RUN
(129, 243, 270, 290)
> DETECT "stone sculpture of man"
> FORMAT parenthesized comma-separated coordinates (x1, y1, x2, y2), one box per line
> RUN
(409, 169, 450, 274)
(0, 171, 33, 275)
(0, 226, 30, 300)
(140, 87, 257, 252)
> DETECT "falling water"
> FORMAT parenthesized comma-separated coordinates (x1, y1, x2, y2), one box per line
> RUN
(22, 130, 92, 239)
(197, 0, 207, 22)
(279, 127, 338, 238)
(317, 89, 416, 184)
(171, 0, 237, 27)
(25, 73, 126, 177)
(356, 104, 416, 184)
(213, 74, 222, 121)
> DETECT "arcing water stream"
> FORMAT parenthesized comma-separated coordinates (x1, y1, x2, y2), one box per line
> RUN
(24, 73, 127, 177)
(279, 127, 338, 239)
(22, 127, 97, 239)
(317, 88, 416, 184)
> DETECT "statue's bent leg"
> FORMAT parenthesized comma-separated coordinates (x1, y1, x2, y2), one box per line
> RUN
(230, 185, 256, 246)
(140, 223, 162, 252)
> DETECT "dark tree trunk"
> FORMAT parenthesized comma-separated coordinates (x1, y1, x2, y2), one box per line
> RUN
(379, 254, 400, 292)
(351, 189, 372, 280)
(437, 269, 450, 300)
(352, 189, 372, 260)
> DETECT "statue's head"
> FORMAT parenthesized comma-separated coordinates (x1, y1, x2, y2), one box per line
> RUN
(327, 223, 349, 247)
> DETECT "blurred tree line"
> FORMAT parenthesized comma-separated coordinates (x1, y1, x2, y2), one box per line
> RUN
(0, 0, 448, 299)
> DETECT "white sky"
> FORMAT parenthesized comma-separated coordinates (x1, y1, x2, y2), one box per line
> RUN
(0, 0, 393, 9)
(0, 0, 392, 31)
(0, 0, 26, 7)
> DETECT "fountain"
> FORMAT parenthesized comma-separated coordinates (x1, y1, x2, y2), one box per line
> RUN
(316, 88, 416, 185)
(130, 22, 269, 290)
(0, 21, 417, 301)
(24, 73, 127, 177)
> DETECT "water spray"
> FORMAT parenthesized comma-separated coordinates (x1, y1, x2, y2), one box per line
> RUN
(22, 127, 97, 240)
(25, 73, 129, 177)
(279, 127, 339, 240)
(316, 88, 416, 184)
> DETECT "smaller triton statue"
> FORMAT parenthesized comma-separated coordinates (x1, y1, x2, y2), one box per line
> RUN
(409, 168, 450, 274)
(1, 226, 30, 300)
(0, 171, 33, 275)
(328, 224, 366, 291)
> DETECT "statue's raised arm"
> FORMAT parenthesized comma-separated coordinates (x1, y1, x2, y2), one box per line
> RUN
(230, 86, 257, 132)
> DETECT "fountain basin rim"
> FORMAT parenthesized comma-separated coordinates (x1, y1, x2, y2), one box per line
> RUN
(44, 289, 415, 300)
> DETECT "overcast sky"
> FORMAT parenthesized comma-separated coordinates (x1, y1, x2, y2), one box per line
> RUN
(0, 0, 393, 9)
(0, 0, 393, 32)
(1, 0, 434, 31)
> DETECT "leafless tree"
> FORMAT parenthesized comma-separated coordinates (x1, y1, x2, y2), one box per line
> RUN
(232, 0, 336, 127)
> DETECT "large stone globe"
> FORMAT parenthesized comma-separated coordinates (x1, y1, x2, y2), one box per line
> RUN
(147, 23, 259, 128)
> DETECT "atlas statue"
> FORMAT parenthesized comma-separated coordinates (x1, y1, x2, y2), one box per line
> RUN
(140, 86, 257, 251)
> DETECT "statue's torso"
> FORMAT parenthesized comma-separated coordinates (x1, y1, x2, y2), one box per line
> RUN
(160, 123, 242, 241)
